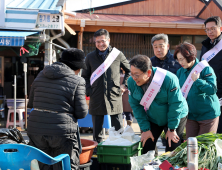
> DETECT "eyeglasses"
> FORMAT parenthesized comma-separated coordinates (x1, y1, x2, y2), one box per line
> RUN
(176, 58, 185, 62)
(204, 26, 219, 33)
(95, 39, 108, 44)
(131, 72, 145, 79)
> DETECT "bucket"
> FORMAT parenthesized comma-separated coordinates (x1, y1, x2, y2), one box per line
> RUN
(80, 139, 97, 165)
(7, 99, 29, 109)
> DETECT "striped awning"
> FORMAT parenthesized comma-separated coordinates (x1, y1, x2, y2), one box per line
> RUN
(5, 9, 39, 29)
(0, 31, 38, 47)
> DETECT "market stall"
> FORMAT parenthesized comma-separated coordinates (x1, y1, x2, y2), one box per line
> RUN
(90, 131, 222, 170)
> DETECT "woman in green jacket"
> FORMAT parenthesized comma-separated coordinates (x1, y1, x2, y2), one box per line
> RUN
(174, 42, 220, 139)
(128, 55, 188, 154)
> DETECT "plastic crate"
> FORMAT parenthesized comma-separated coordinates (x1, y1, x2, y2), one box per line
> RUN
(98, 148, 142, 164)
(97, 141, 142, 155)
(99, 163, 131, 170)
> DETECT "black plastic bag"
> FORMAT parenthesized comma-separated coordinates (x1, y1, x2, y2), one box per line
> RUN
(0, 128, 26, 144)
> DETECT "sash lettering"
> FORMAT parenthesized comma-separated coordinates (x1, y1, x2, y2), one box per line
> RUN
(140, 67, 167, 110)
(90, 47, 120, 86)
(181, 60, 209, 98)
(202, 39, 222, 62)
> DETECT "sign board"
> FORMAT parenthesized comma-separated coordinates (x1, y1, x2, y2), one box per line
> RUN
(36, 13, 62, 30)
(0, 37, 24, 46)
(80, 19, 85, 27)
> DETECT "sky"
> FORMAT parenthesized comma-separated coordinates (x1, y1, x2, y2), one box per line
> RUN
(66, 0, 131, 11)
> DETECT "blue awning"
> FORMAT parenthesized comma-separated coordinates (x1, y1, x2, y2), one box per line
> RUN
(0, 31, 38, 47)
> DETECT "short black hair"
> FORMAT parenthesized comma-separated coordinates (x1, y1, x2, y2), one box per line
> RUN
(94, 29, 110, 39)
(129, 55, 152, 73)
(204, 16, 221, 27)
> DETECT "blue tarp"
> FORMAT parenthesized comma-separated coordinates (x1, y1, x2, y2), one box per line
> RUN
(78, 113, 112, 129)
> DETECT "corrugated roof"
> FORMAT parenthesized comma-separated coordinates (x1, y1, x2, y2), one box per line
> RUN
(65, 13, 205, 29)
(6, 0, 64, 14)
(69, 13, 204, 24)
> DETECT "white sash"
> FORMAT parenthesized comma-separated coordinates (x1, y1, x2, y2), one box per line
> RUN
(90, 47, 120, 86)
(181, 60, 209, 99)
(202, 39, 222, 62)
(140, 67, 167, 110)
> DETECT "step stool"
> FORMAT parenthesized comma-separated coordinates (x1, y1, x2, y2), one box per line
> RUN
(6, 108, 25, 128)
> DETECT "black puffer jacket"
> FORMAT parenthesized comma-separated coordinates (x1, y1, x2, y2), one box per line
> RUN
(150, 50, 181, 75)
(27, 62, 88, 136)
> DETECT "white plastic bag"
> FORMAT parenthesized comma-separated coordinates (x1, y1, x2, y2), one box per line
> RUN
(214, 139, 222, 157)
(102, 126, 140, 146)
(130, 150, 155, 170)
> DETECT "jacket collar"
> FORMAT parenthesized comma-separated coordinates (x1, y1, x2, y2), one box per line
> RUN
(95, 46, 112, 61)
(202, 32, 222, 48)
(182, 58, 199, 73)
(96, 46, 112, 55)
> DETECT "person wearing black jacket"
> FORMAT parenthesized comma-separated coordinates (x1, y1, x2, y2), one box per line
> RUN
(82, 29, 130, 144)
(200, 16, 222, 133)
(27, 48, 88, 170)
(150, 34, 181, 75)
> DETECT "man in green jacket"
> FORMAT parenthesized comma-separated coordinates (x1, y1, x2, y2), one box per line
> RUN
(128, 55, 188, 153)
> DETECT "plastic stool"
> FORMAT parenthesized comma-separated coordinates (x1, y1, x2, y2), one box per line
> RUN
(6, 108, 25, 128)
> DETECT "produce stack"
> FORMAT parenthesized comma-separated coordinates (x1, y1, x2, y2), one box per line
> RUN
(156, 133, 222, 170)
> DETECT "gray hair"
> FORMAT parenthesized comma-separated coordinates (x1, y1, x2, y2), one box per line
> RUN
(151, 33, 169, 45)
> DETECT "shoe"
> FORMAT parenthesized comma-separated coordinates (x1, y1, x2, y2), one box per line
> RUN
(127, 120, 133, 126)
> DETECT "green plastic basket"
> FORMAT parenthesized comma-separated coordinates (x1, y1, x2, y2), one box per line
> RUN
(97, 148, 142, 164)
(97, 141, 142, 155)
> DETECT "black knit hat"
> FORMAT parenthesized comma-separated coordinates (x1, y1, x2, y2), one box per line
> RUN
(59, 48, 87, 70)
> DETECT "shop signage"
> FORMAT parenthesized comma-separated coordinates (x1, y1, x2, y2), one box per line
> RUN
(36, 14, 62, 30)
(0, 37, 24, 46)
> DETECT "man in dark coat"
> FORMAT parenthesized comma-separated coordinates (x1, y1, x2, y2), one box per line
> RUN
(27, 48, 88, 170)
(200, 16, 222, 133)
(82, 29, 130, 143)
(150, 33, 181, 75)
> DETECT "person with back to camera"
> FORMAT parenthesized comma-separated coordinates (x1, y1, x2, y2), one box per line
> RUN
(27, 48, 88, 170)
(174, 42, 220, 138)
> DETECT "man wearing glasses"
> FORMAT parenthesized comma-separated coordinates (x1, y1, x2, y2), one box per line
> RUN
(82, 29, 130, 144)
(200, 16, 222, 133)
